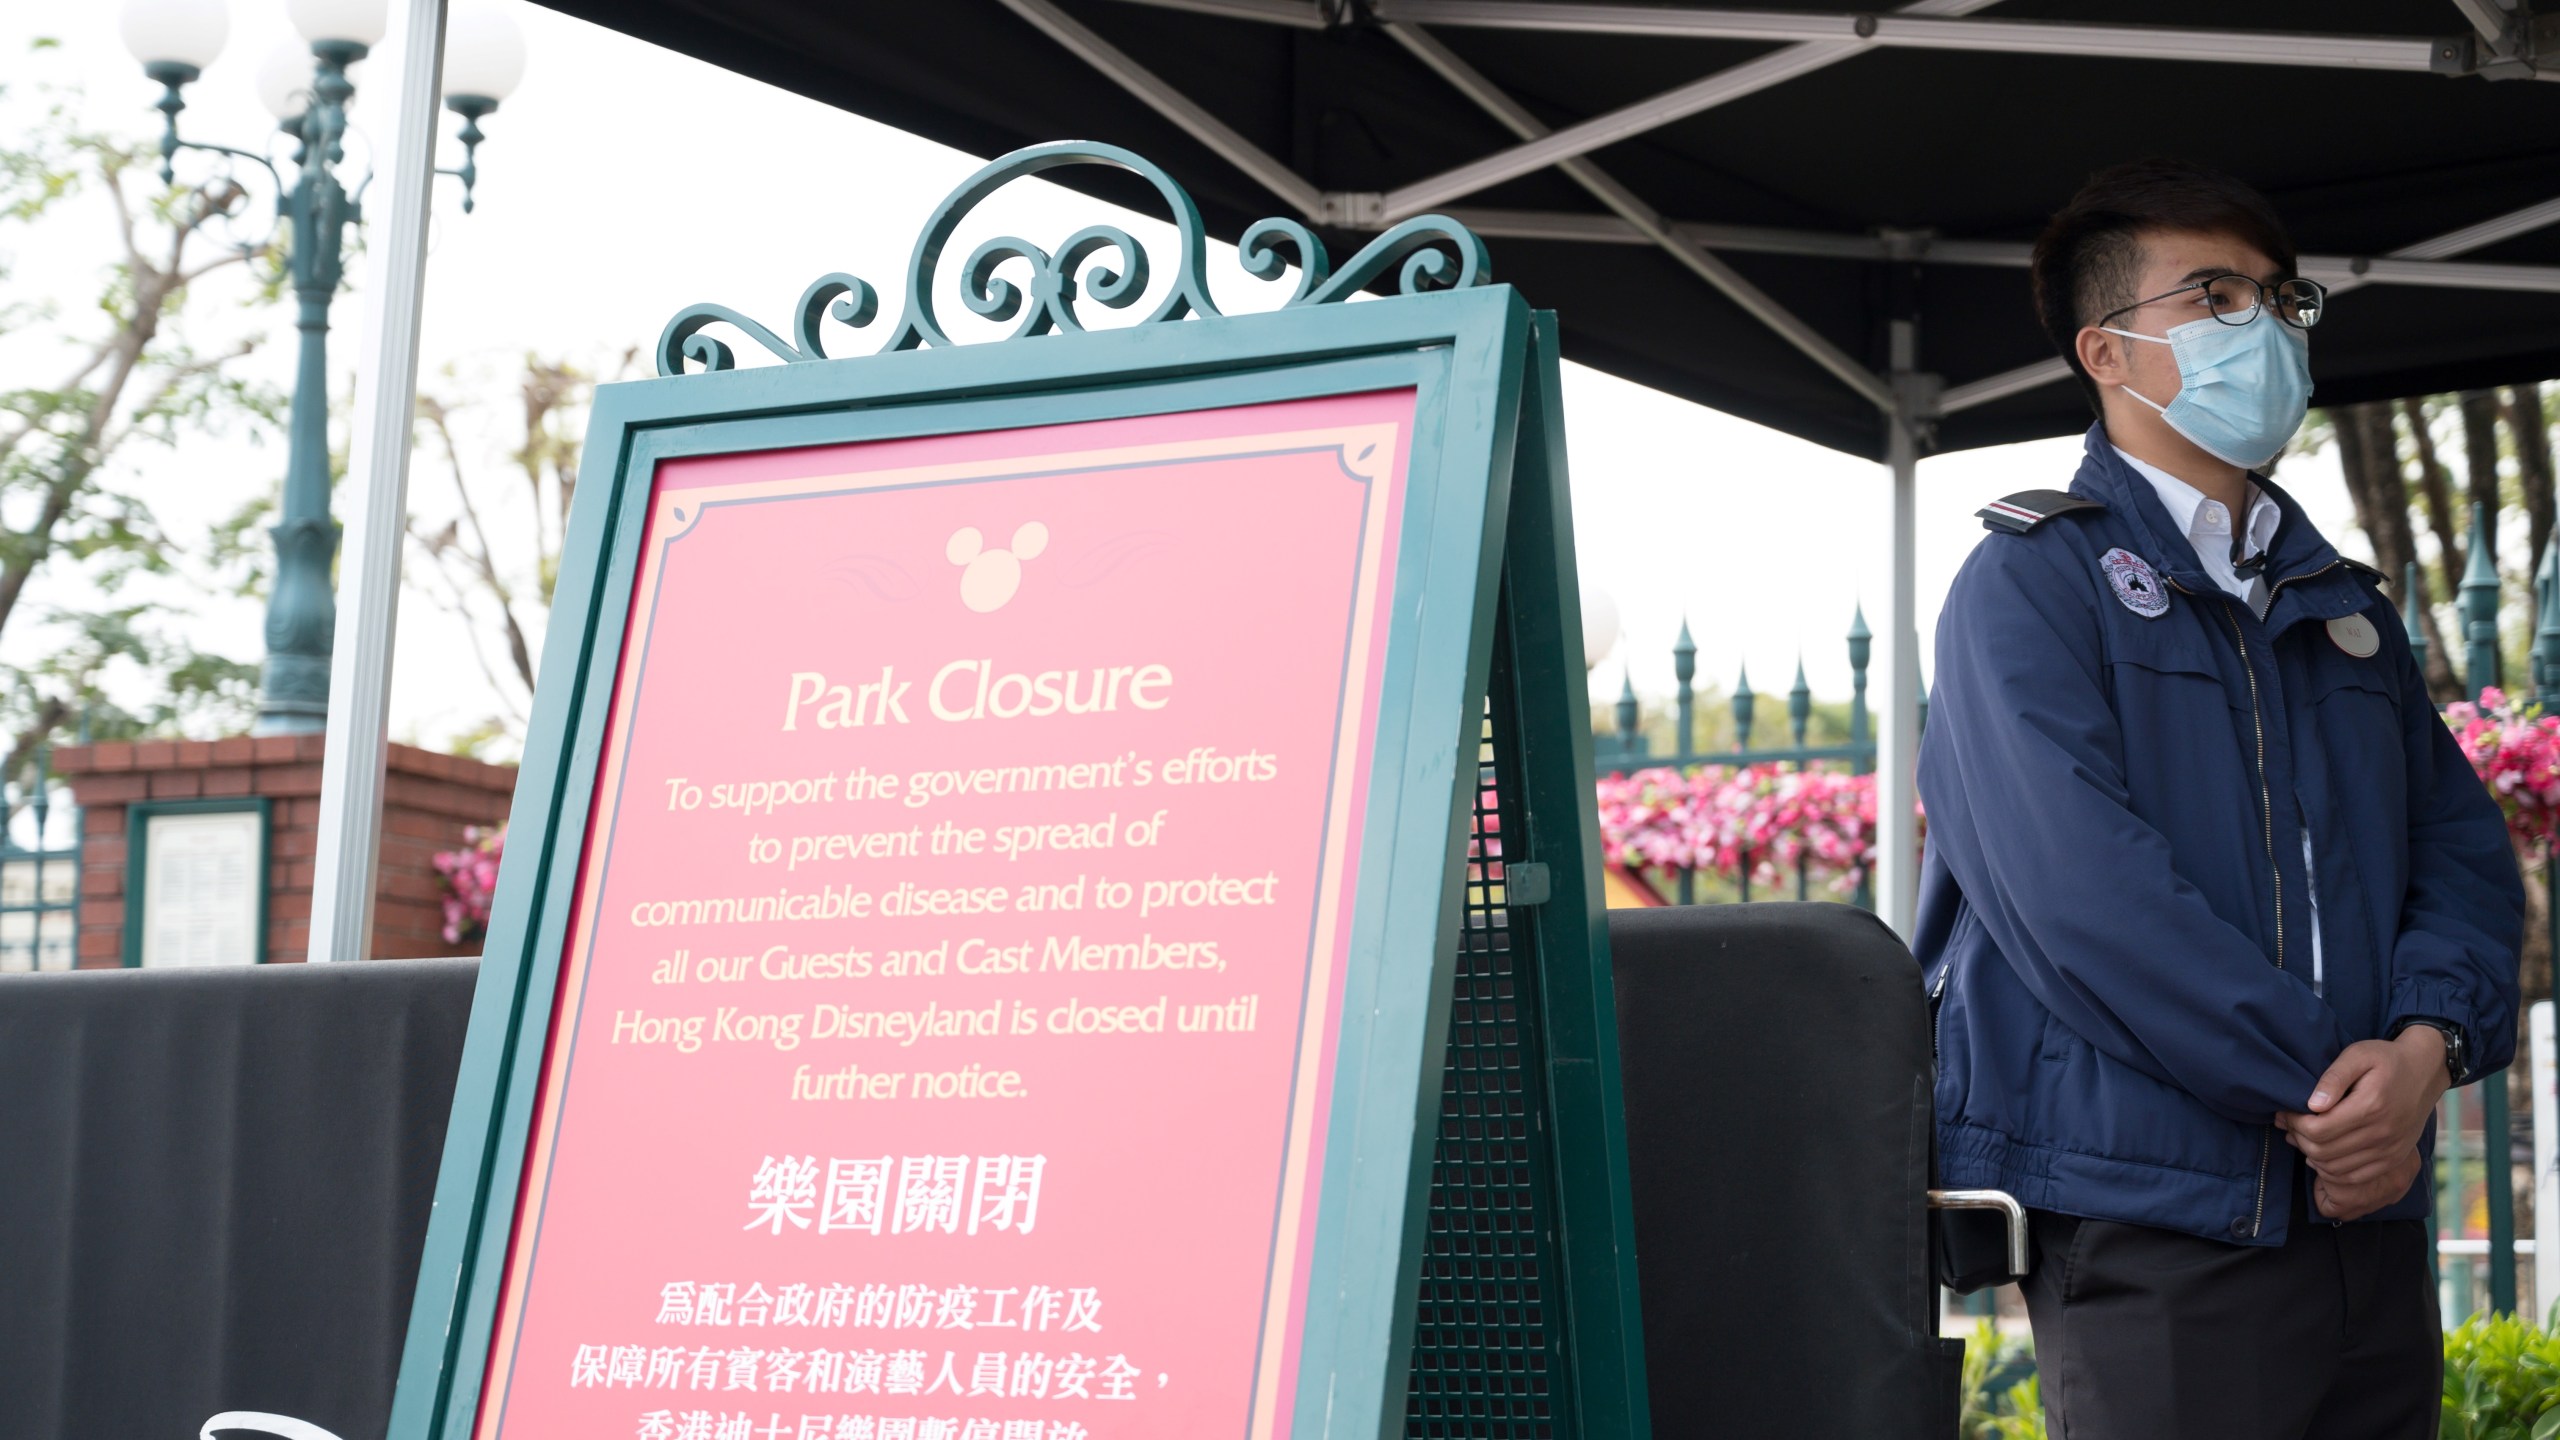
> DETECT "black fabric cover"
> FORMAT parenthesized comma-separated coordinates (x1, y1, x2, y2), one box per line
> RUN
(0, 959, 478, 1439)
(1609, 902, 1958, 1438)
(531, 0, 2560, 460)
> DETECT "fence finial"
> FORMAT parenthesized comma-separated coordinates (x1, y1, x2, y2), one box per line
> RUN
(2464, 502, 2502, 700)
(1673, 618, 1697, 757)
(2403, 560, 2431, 679)
(1847, 604, 1872, 757)
(2536, 536, 2560, 710)
(29, 743, 49, 849)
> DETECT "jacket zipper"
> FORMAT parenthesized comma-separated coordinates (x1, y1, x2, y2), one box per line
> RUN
(2180, 578, 2288, 1238)
(2267, 560, 2341, 599)
(2219, 597, 2284, 1240)
(1931, 962, 1950, 1065)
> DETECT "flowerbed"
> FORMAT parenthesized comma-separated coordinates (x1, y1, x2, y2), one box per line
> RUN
(432, 825, 505, 945)
(2444, 686, 2560, 852)
(1595, 762, 1882, 896)
(1594, 687, 2560, 899)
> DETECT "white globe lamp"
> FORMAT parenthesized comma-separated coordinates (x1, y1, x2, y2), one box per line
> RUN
(121, 0, 230, 77)
(256, 41, 311, 121)
(437, 4, 525, 214)
(1581, 582, 1620, 673)
(287, 0, 388, 48)
(443, 4, 528, 108)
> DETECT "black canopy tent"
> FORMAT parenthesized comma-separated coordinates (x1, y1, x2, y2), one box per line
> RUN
(66, 6, 2522, 1435)
(510, 0, 2560, 933)
(519, 0, 2560, 460)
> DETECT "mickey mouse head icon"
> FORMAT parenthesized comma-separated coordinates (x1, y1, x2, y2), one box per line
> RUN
(948, 522, 1049, 613)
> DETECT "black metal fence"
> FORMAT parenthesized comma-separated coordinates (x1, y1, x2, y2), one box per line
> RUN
(1591, 606, 1885, 906)
(1, 747, 80, 973)
(2415, 504, 2552, 1320)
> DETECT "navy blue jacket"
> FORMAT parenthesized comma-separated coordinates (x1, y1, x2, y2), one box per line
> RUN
(1917, 426, 2523, 1246)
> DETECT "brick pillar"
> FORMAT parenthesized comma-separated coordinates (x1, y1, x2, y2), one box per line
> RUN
(373, 745, 518, 959)
(52, 735, 516, 965)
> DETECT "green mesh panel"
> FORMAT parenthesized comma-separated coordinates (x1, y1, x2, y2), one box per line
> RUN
(1404, 693, 1575, 1440)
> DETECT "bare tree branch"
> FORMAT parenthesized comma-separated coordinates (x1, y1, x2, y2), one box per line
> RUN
(2, 698, 72, 799)
(2514, 382, 2555, 578)
(94, 339, 256, 460)
(0, 314, 154, 638)
(0, 332, 118, 473)
(418, 398, 538, 693)
(2339, 401, 2459, 699)
(173, 241, 255, 291)
(100, 153, 138, 267)
(2460, 391, 2503, 538)
(2405, 398, 2465, 604)
(400, 528, 531, 730)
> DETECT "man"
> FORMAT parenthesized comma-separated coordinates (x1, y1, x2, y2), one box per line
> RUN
(1918, 158, 2524, 1438)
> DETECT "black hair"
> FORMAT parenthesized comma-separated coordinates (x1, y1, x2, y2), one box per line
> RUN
(2030, 159, 2297, 412)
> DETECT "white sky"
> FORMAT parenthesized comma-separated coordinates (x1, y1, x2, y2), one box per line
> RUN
(0, 1, 2370, 763)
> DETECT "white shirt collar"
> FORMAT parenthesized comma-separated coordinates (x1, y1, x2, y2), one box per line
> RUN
(2112, 445, 2280, 563)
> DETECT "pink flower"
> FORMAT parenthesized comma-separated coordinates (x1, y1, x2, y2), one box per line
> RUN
(2437, 691, 2560, 850)
(432, 825, 506, 945)
(1596, 762, 1916, 896)
(1595, 686, 2560, 901)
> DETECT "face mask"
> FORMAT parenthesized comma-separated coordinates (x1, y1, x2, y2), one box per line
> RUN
(2102, 310, 2313, 470)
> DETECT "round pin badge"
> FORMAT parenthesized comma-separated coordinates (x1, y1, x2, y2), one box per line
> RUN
(2327, 613, 2380, 658)
(2100, 548, 2170, 618)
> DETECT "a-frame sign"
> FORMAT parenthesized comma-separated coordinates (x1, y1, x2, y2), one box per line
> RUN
(389, 143, 1649, 1440)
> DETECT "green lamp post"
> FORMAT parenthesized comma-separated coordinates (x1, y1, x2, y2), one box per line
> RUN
(2458, 503, 2518, 1316)
(121, 0, 526, 733)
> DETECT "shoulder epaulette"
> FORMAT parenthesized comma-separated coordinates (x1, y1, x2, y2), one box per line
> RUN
(2339, 557, 2387, 585)
(1977, 489, 2107, 535)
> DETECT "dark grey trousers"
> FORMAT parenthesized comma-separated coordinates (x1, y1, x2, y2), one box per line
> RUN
(2020, 1201, 2439, 1440)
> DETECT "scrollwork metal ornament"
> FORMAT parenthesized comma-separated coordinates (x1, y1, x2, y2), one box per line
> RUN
(655, 141, 1493, 377)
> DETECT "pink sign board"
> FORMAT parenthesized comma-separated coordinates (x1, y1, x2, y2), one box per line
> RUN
(473, 389, 1420, 1440)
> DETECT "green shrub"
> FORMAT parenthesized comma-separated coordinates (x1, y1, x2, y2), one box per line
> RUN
(1959, 1307, 2560, 1439)
(2441, 1312, 2560, 1440)
(1958, 1319, 2046, 1440)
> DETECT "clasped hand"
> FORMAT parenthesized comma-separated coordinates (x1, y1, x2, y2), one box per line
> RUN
(2274, 1028, 2448, 1222)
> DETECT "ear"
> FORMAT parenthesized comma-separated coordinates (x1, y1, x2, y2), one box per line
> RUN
(2074, 325, 2127, 389)
(947, 526, 985, 566)
(1010, 521, 1049, 560)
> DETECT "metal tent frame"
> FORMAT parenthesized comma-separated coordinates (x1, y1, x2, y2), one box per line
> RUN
(313, 0, 2560, 946)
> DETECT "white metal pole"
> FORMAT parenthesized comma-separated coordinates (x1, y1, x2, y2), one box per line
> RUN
(1381, 23, 1892, 408)
(1876, 318, 1923, 939)
(2533, 1000, 2556, 1318)
(1374, 0, 2003, 218)
(306, 0, 447, 962)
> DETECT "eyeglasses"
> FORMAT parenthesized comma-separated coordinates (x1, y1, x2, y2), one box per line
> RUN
(2101, 273, 2327, 331)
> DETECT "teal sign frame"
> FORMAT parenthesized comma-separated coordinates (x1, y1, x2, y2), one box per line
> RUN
(122, 795, 272, 967)
(389, 143, 1647, 1440)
